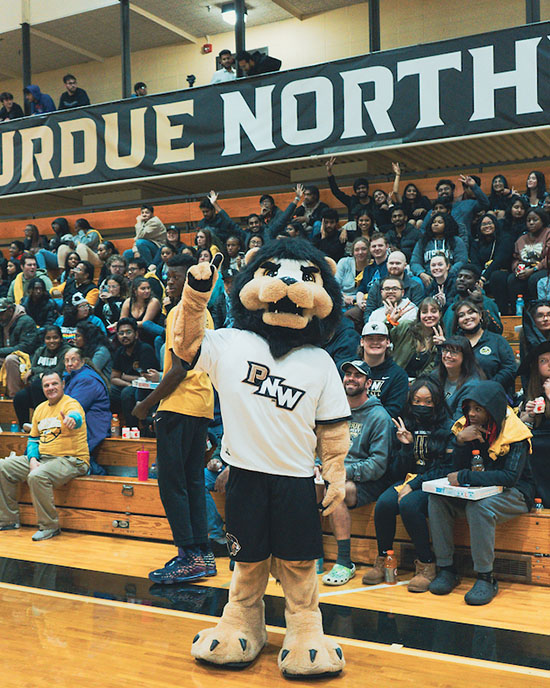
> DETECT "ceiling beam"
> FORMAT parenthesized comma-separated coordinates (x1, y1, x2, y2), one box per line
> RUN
(129, 3, 199, 43)
(271, 0, 304, 20)
(30, 28, 104, 62)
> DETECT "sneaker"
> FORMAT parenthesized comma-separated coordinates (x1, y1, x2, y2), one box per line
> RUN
(362, 555, 385, 585)
(322, 562, 356, 586)
(408, 560, 436, 593)
(0, 523, 20, 531)
(429, 569, 460, 595)
(32, 528, 61, 541)
(148, 554, 206, 584)
(464, 577, 498, 606)
(22, 423, 32, 433)
(194, 547, 217, 577)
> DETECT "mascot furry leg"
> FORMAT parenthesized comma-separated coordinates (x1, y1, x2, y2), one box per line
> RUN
(173, 255, 347, 678)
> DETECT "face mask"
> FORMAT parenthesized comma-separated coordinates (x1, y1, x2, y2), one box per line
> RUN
(460, 321, 482, 335)
(411, 405, 435, 423)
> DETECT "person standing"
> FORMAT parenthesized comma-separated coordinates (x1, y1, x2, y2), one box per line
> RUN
(211, 50, 236, 83)
(133, 254, 215, 583)
(58, 74, 90, 109)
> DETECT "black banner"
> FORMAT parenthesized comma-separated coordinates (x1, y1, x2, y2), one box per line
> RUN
(1, 21, 550, 196)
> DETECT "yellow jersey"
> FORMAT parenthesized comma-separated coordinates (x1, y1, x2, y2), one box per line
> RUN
(31, 394, 90, 464)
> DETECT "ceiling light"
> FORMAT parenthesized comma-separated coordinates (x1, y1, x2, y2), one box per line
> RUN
(221, 3, 248, 25)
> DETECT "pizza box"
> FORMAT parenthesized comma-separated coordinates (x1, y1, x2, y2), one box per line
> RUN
(422, 477, 503, 500)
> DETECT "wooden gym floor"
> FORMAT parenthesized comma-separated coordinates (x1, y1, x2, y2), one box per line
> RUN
(1, 528, 550, 687)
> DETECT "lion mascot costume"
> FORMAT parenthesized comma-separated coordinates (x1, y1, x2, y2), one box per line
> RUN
(172, 239, 350, 678)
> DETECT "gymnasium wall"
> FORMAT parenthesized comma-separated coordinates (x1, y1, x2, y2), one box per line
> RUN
(0, 1, 535, 108)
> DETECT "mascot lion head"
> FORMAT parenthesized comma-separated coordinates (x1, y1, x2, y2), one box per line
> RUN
(231, 239, 343, 358)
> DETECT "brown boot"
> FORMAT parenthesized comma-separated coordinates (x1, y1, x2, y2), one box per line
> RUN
(362, 555, 385, 584)
(408, 560, 436, 593)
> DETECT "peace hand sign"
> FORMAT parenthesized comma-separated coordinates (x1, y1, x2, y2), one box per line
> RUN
(432, 324, 446, 346)
(392, 416, 413, 444)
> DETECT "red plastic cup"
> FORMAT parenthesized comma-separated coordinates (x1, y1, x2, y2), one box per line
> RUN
(137, 449, 149, 481)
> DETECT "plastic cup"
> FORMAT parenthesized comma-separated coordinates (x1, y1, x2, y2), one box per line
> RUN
(137, 450, 149, 481)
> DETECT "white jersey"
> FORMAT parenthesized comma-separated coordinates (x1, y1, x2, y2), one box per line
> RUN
(196, 329, 350, 477)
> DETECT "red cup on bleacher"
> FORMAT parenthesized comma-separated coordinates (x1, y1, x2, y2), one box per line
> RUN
(137, 449, 150, 481)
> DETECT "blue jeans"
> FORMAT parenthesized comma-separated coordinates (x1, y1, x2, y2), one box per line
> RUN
(123, 239, 158, 265)
(38, 249, 58, 270)
(204, 467, 225, 540)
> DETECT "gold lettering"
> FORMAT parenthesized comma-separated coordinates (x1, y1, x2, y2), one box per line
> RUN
(0, 131, 15, 186)
(59, 118, 97, 177)
(246, 363, 269, 385)
(20, 126, 54, 183)
(103, 108, 146, 170)
(153, 101, 194, 164)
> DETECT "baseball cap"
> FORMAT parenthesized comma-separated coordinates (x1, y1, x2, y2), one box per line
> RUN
(361, 321, 389, 337)
(0, 297, 14, 313)
(341, 360, 372, 378)
(71, 292, 89, 307)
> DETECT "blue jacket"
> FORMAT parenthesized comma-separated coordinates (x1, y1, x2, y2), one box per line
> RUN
(25, 85, 56, 115)
(64, 365, 111, 453)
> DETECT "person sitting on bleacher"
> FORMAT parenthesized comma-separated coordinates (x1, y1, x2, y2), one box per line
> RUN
(63, 347, 111, 474)
(198, 191, 243, 245)
(57, 218, 103, 269)
(74, 321, 113, 379)
(319, 360, 393, 586)
(8, 254, 53, 305)
(441, 265, 502, 335)
(52, 260, 98, 309)
(123, 204, 167, 266)
(428, 380, 534, 606)
(519, 300, 550, 390)
(99, 255, 127, 290)
(0, 371, 89, 540)
(110, 318, 158, 428)
(54, 292, 107, 342)
(364, 377, 452, 592)
(126, 257, 164, 302)
(0, 297, 40, 398)
(312, 210, 346, 263)
(13, 325, 70, 430)
(21, 278, 59, 329)
(94, 274, 128, 336)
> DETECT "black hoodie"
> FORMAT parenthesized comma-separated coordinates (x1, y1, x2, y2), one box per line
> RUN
(450, 380, 535, 509)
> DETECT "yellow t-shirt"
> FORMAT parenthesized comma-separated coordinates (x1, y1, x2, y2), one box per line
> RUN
(31, 395, 90, 464)
(157, 307, 214, 418)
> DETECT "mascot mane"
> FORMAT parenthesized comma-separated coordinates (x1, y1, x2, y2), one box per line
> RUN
(230, 239, 343, 358)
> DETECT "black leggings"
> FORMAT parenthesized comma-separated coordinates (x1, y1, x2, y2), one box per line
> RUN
(374, 482, 432, 562)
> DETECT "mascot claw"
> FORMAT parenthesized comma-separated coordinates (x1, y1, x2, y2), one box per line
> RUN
(191, 623, 267, 669)
(278, 635, 345, 679)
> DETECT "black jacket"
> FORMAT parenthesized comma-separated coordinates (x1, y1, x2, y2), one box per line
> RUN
(0, 313, 40, 356)
(0, 102, 24, 120)
(470, 329, 516, 393)
(469, 232, 514, 280)
(450, 380, 535, 509)
(385, 223, 422, 262)
(58, 87, 90, 110)
(323, 318, 361, 377)
(368, 357, 409, 419)
(391, 411, 453, 490)
(246, 52, 282, 76)
(327, 175, 376, 221)
(312, 230, 346, 263)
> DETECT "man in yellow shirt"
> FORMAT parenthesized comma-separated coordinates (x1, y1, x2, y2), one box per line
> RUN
(0, 371, 89, 541)
(133, 254, 215, 583)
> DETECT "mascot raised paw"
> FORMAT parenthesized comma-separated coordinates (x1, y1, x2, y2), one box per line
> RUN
(172, 240, 350, 678)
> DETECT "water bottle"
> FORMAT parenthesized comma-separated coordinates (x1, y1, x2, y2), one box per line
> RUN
(111, 414, 121, 437)
(471, 449, 484, 472)
(535, 498, 543, 511)
(148, 462, 158, 479)
(516, 294, 524, 317)
(10, 421, 19, 433)
(384, 550, 397, 585)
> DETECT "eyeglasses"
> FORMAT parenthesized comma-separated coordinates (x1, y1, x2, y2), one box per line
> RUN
(442, 349, 460, 358)
(381, 286, 402, 292)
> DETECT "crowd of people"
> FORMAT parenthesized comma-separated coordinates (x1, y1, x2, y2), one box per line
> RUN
(0, 49, 282, 123)
(0, 159, 548, 607)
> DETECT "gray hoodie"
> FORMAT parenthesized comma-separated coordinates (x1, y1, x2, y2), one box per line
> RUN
(345, 396, 394, 483)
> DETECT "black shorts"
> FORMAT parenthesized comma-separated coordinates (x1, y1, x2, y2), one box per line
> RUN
(225, 466, 323, 562)
(351, 475, 390, 509)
